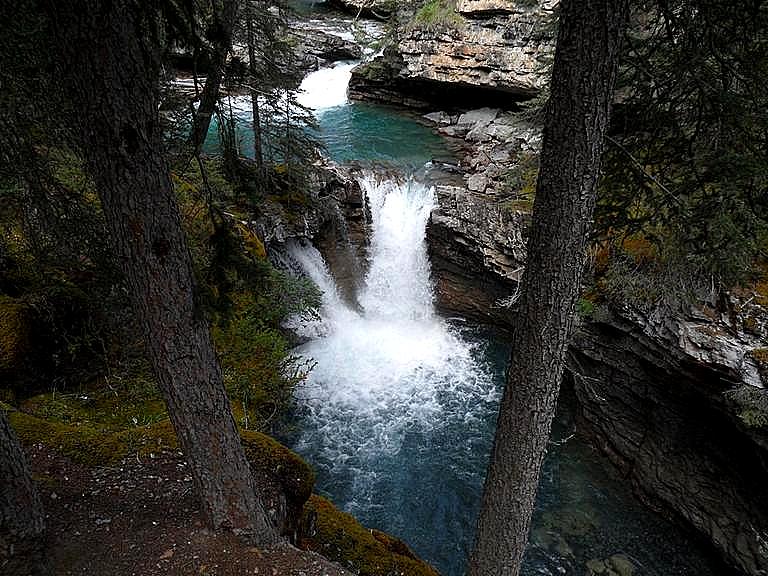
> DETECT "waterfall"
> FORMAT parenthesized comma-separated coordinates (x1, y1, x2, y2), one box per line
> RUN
(297, 61, 358, 111)
(287, 172, 499, 542)
(358, 174, 436, 320)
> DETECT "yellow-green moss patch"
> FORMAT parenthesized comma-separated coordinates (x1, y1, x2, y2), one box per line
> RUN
(300, 494, 439, 576)
(6, 407, 176, 466)
(20, 383, 167, 431)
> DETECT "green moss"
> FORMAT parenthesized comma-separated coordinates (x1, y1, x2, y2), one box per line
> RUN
(300, 495, 439, 576)
(6, 407, 175, 466)
(576, 298, 596, 318)
(502, 198, 533, 213)
(20, 382, 167, 431)
(0, 295, 31, 374)
(743, 314, 759, 334)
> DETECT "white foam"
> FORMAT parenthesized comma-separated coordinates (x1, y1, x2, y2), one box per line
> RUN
(297, 61, 358, 111)
(288, 173, 498, 504)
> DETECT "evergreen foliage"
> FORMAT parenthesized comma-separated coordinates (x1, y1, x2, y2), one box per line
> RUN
(596, 0, 768, 297)
(0, 0, 322, 433)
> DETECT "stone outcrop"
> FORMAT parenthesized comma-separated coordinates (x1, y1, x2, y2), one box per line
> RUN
(430, 190, 768, 573)
(424, 106, 541, 195)
(568, 306, 768, 576)
(424, 107, 537, 324)
(428, 183, 526, 325)
(292, 28, 363, 71)
(250, 160, 368, 308)
(349, 0, 556, 109)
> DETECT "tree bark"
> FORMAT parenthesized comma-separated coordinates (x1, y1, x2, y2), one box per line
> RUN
(468, 1, 628, 575)
(188, 0, 238, 158)
(47, 0, 277, 544)
(0, 409, 46, 575)
(246, 10, 265, 173)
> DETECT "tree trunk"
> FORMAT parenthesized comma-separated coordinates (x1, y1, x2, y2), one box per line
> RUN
(0, 409, 47, 575)
(47, 1, 277, 544)
(188, 0, 238, 158)
(246, 11, 265, 172)
(468, 1, 628, 575)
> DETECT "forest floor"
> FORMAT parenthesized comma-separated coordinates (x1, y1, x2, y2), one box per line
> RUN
(19, 443, 350, 576)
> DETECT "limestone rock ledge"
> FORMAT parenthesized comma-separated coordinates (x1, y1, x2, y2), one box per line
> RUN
(349, 0, 556, 109)
(568, 307, 768, 576)
(427, 184, 527, 325)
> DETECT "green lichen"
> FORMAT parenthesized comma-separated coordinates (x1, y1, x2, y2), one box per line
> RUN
(300, 494, 439, 576)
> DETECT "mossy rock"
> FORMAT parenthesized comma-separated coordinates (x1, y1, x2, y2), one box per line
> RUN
(300, 494, 440, 576)
(241, 429, 316, 537)
(0, 295, 32, 377)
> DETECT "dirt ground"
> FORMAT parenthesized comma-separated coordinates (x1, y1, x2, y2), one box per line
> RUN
(15, 443, 350, 576)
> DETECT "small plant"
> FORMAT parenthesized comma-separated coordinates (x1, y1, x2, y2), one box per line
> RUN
(411, 0, 463, 31)
(724, 384, 768, 429)
(576, 298, 595, 318)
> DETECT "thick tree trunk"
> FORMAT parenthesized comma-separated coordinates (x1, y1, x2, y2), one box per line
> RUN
(468, 1, 628, 575)
(0, 409, 46, 575)
(48, 1, 277, 544)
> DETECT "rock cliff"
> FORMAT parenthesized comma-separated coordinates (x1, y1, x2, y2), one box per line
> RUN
(429, 180, 768, 574)
(423, 114, 768, 572)
(349, 0, 555, 109)
(569, 307, 768, 576)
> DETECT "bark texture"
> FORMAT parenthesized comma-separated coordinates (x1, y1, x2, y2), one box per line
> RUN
(468, 1, 628, 574)
(47, 0, 277, 544)
(188, 0, 238, 157)
(0, 409, 46, 574)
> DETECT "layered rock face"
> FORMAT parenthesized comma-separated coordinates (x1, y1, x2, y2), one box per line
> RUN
(421, 104, 768, 574)
(251, 161, 368, 309)
(349, 0, 556, 109)
(400, 0, 555, 93)
(569, 308, 768, 576)
(292, 28, 363, 71)
(428, 183, 526, 324)
(425, 108, 536, 324)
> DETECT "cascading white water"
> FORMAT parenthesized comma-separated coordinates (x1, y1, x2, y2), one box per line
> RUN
(297, 61, 358, 110)
(288, 172, 499, 519)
